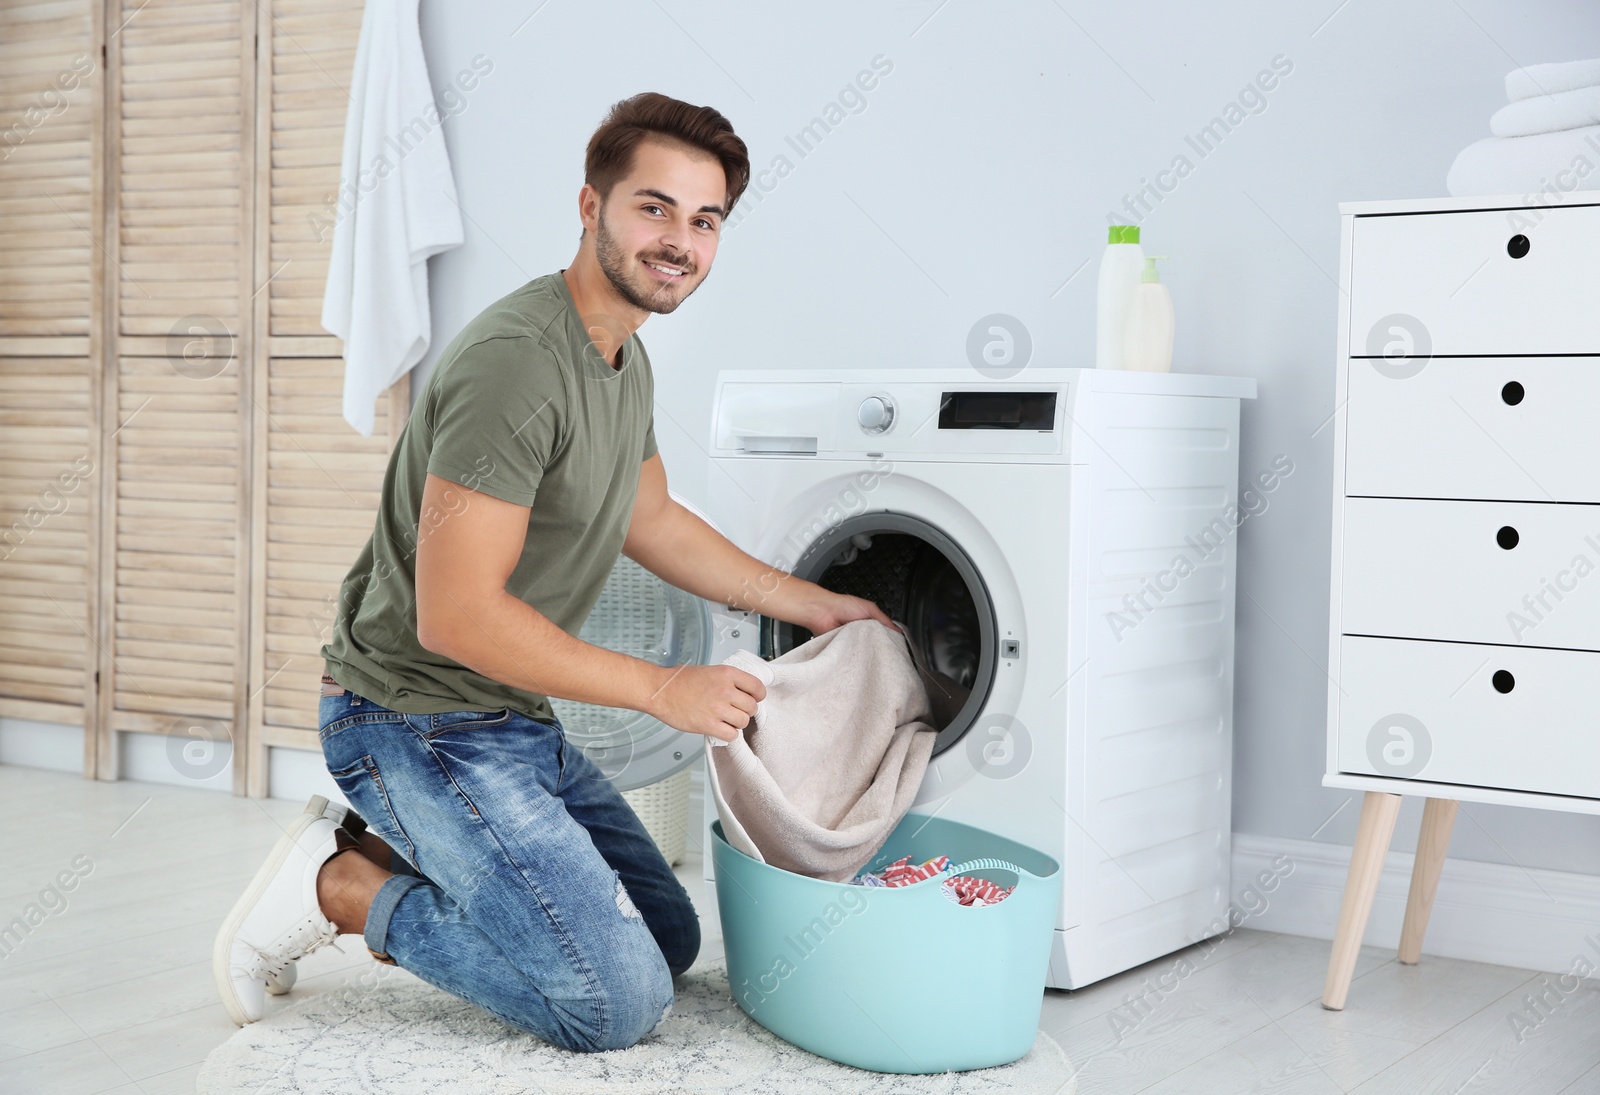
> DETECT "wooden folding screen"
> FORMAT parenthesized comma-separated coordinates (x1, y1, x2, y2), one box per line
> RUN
(0, 0, 103, 770)
(0, 0, 405, 794)
(93, 0, 258, 789)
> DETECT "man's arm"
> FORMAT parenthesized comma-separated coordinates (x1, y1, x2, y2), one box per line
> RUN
(622, 454, 893, 634)
(414, 472, 761, 739)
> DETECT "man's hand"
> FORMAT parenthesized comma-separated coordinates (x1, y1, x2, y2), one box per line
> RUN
(645, 664, 767, 742)
(794, 589, 896, 636)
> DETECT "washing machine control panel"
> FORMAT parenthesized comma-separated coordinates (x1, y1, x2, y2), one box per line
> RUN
(713, 375, 1072, 457)
(856, 393, 896, 434)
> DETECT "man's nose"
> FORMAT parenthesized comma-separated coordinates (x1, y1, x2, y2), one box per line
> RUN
(658, 222, 691, 262)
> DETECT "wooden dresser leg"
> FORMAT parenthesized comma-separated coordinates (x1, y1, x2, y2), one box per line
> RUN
(1322, 791, 1402, 1010)
(1397, 797, 1458, 965)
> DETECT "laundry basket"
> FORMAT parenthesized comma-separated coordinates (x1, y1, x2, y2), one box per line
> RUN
(621, 768, 690, 866)
(711, 811, 1061, 1074)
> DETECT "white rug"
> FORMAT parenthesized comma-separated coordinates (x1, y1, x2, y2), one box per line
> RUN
(198, 958, 1076, 1094)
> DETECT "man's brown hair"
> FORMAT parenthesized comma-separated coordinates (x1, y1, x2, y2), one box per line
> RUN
(583, 92, 750, 232)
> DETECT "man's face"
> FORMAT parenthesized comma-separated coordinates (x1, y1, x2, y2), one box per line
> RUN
(590, 138, 725, 315)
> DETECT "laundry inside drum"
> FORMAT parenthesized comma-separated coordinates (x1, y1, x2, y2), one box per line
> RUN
(764, 516, 997, 755)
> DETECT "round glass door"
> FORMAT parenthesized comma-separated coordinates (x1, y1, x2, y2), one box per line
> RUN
(760, 511, 997, 757)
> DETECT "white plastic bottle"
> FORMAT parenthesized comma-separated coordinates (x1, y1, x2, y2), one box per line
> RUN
(1095, 225, 1144, 370)
(1121, 255, 1174, 372)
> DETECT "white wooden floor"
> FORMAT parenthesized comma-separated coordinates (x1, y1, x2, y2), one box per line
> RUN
(2, 764, 1598, 1094)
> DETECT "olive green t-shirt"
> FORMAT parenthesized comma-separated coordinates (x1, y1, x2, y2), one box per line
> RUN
(321, 270, 657, 721)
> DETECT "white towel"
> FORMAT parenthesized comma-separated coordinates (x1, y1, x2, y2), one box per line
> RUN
(321, 0, 464, 437)
(706, 619, 940, 883)
(1491, 85, 1600, 137)
(1446, 124, 1600, 197)
(1506, 57, 1600, 103)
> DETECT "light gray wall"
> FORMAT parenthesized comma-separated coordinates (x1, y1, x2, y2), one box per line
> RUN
(414, 1, 1600, 874)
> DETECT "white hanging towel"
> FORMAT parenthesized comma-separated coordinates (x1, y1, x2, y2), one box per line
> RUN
(321, 0, 464, 437)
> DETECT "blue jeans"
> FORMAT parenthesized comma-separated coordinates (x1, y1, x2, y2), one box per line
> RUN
(317, 688, 698, 1052)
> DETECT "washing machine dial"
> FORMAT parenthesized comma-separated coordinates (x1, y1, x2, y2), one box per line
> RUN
(857, 394, 896, 434)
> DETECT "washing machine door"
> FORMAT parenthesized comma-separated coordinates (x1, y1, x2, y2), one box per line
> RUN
(760, 510, 999, 758)
(549, 493, 754, 791)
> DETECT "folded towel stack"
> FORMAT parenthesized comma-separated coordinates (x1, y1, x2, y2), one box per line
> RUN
(1447, 57, 1600, 197)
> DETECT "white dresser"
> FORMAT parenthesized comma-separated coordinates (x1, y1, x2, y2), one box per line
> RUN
(1322, 192, 1600, 1009)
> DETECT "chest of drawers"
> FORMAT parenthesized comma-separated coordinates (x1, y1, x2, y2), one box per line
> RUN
(1321, 192, 1600, 1010)
(1328, 194, 1600, 808)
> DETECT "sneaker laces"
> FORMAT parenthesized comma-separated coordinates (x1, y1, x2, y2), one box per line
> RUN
(246, 912, 346, 982)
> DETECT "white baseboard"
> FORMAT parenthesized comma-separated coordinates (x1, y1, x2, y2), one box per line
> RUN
(269, 746, 344, 805)
(118, 728, 233, 792)
(1233, 832, 1600, 976)
(0, 718, 82, 772)
(0, 720, 339, 805)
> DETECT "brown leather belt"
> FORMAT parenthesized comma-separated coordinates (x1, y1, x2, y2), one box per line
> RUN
(321, 674, 348, 697)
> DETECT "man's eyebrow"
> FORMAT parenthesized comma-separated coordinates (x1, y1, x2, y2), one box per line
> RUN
(633, 188, 725, 218)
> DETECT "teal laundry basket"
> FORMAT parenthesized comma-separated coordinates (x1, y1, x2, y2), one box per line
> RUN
(711, 812, 1061, 1074)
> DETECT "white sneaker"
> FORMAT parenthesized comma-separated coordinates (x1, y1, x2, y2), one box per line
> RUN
(260, 796, 366, 997)
(264, 960, 297, 995)
(213, 801, 350, 1025)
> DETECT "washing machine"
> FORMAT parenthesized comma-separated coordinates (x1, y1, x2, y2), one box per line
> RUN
(696, 367, 1257, 990)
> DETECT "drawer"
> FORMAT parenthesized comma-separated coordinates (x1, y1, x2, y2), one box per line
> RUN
(1336, 635, 1600, 799)
(1341, 497, 1600, 649)
(1345, 356, 1600, 502)
(1349, 204, 1600, 356)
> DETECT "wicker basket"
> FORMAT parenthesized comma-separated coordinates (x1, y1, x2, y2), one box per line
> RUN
(620, 767, 691, 866)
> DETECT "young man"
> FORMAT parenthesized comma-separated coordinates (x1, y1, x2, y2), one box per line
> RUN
(213, 92, 890, 1050)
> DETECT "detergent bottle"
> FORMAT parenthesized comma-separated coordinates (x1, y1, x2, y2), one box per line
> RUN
(1095, 225, 1144, 369)
(1121, 255, 1174, 372)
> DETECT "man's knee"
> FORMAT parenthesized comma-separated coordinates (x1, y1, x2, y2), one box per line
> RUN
(646, 875, 701, 979)
(661, 911, 700, 979)
(548, 963, 675, 1052)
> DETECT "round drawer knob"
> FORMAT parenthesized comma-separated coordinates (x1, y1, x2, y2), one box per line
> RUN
(1492, 669, 1516, 693)
(857, 394, 895, 434)
(1496, 525, 1519, 550)
(1507, 234, 1531, 259)
(1502, 380, 1524, 405)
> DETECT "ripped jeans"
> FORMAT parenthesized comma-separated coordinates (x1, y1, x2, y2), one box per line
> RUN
(317, 686, 697, 1052)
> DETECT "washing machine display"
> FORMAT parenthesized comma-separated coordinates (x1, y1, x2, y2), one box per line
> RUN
(936, 389, 1058, 430)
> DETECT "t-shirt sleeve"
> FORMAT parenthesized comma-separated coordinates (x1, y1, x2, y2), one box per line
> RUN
(425, 335, 566, 507)
(637, 336, 657, 461)
(642, 412, 658, 461)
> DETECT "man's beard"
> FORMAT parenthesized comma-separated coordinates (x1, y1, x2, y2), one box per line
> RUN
(593, 210, 700, 315)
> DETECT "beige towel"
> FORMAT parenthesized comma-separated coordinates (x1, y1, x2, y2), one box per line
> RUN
(707, 619, 940, 883)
